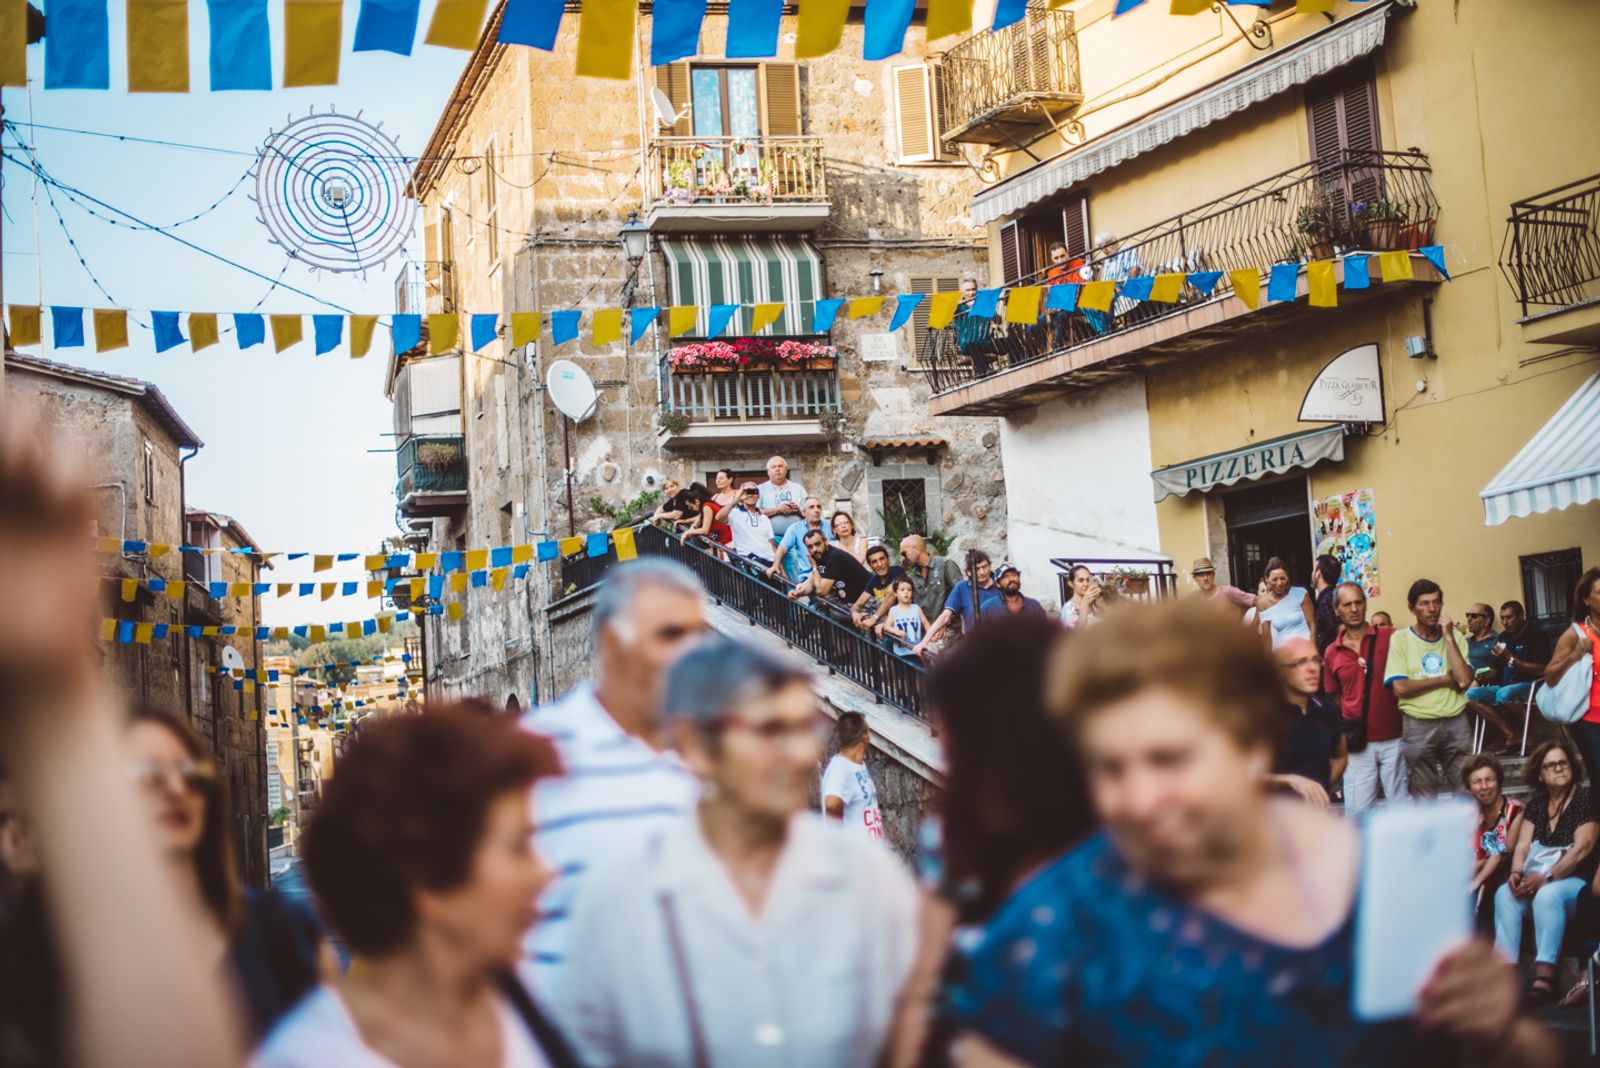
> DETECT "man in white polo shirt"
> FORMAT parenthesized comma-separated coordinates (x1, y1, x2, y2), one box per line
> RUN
(519, 559, 708, 1000)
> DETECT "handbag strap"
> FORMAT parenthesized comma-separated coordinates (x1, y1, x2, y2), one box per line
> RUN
(658, 891, 711, 1068)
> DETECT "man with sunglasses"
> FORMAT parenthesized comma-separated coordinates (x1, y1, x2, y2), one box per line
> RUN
(1266, 636, 1347, 808)
(1463, 602, 1520, 753)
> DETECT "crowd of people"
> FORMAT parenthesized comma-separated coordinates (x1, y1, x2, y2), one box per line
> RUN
(6, 402, 1600, 1068)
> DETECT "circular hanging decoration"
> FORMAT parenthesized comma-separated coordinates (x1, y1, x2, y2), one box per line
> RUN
(252, 108, 415, 275)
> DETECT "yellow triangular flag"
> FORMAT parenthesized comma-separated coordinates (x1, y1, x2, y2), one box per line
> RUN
(349, 315, 378, 358)
(313, 554, 333, 572)
(0, 0, 26, 87)
(575, 0, 636, 78)
(668, 306, 698, 337)
(415, 552, 438, 570)
(558, 536, 584, 556)
(446, 601, 465, 621)
(1150, 273, 1185, 303)
(926, 0, 972, 40)
(320, 583, 336, 601)
(1229, 270, 1261, 310)
(134, 623, 154, 645)
(1378, 250, 1414, 282)
(1170, 0, 1210, 12)
(592, 308, 623, 345)
(796, 0, 850, 57)
(166, 581, 185, 600)
(613, 527, 638, 561)
(511, 544, 532, 564)
(465, 548, 488, 570)
(1307, 261, 1337, 308)
(94, 309, 129, 352)
(189, 313, 219, 351)
(127, 0, 189, 92)
(449, 572, 468, 593)
(428, 314, 459, 353)
(1078, 281, 1116, 313)
(848, 296, 884, 319)
(270, 315, 302, 352)
(1004, 286, 1042, 325)
(511, 312, 542, 347)
(121, 578, 138, 602)
(364, 554, 386, 571)
(99, 618, 118, 641)
(284, 0, 341, 87)
(750, 303, 784, 333)
(424, 0, 490, 48)
(928, 292, 961, 331)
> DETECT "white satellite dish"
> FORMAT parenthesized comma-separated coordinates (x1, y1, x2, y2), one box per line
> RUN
(221, 646, 247, 672)
(546, 360, 599, 422)
(651, 86, 690, 129)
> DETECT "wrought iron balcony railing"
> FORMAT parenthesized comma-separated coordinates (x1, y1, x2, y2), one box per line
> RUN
(393, 260, 458, 317)
(1499, 173, 1600, 318)
(646, 135, 827, 208)
(666, 366, 839, 423)
(937, 7, 1082, 146)
(923, 150, 1438, 395)
(395, 434, 468, 503)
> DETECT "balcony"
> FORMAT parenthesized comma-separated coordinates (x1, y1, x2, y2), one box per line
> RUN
(1500, 173, 1600, 345)
(927, 151, 1443, 416)
(937, 7, 1082, 147)
(393, 260, 458, 316)
(644, 136, 829, 233)
(660, 365, 840, 451)
(395, 434, 468, 517)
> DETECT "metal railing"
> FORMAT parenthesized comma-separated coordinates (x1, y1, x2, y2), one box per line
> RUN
(395, 434, 468, 499)
(394, 260, 458, 316)
(666, 367, 839, 423)
(924, 150, 1438, 395)
(1500, 173, 1600, 318)
(1051, 557, 1180, 607)
(938, 7, 1082, 145)
(647, 135, 827, 208)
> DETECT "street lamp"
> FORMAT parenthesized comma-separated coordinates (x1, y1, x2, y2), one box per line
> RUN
(619, 211, 649, 305)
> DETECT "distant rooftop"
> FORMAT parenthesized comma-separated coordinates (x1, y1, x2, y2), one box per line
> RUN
(6, 350, 204, 449)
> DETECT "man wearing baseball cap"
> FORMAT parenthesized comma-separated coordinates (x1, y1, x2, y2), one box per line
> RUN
(981, 563, 1048, 620)
(1189, 557, 1255, 615)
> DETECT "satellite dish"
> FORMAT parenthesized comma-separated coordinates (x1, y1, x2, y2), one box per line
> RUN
(546, 360, 599, 422)
(221, 646, 247, 672)
(651, 87, 690, 129)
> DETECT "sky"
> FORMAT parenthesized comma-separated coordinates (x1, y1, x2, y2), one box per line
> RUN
(3, 2, 476, 625)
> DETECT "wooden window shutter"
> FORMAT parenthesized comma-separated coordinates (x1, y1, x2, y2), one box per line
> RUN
(656, 63, 692, 136)
(1341, 77, 1380, 154)
(999, 222, 1024, 285)
(423, 217, 440, 289)
(908, 275, 962, 361)
(893, 64, 934, 162)
(1306, 62, 1381, 162)
(760, 63, 803, 137)
(1061, 193, 1090, 259)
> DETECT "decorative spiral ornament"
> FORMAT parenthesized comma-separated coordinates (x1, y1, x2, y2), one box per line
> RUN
(251, 108, 415, 275)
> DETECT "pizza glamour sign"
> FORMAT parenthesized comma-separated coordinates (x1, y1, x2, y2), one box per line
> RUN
(1299, 343, 1386, 424)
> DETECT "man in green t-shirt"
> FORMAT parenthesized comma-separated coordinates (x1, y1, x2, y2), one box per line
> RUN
(1384, 578, 1475, 798)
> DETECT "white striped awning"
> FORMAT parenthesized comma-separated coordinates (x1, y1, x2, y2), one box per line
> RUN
(658, 236, 825, 336)
(969, 1, 1401, 227)
(1481, 370, 1600, 526)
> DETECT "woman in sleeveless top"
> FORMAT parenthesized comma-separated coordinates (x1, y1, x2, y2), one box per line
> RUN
(1551, 568, 1600, 839)
(1245, 556, 1315, 649)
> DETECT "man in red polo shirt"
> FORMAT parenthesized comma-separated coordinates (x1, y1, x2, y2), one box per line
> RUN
(1323, 581, 1408, 814)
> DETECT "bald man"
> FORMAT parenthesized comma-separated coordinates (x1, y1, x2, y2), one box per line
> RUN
(1267, 636, 1348, 808)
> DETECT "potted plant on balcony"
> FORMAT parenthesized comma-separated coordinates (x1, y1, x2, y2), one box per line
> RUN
(658, 409, 692, 435)
(1296, 203, 1342, 261)
(774, 339, 837, 371)
(665, 158, 694, 204)
(415, 440, 460, 468)
(669, 341, 746, 372)
(1110, 565, 1151, 595)
(1401, 215, 1435, 250)
(1354, 198, 1405, 250)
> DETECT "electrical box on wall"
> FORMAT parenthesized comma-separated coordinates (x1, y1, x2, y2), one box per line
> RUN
(1405, 335, 1431, 359)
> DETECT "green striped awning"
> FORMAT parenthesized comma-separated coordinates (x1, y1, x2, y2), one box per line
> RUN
(658, 236, 825, 337)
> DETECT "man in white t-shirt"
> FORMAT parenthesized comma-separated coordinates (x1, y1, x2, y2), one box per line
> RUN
(821, 711, 883, 841)
(758, 455, 808, 541)
(728, 482, 779, 567)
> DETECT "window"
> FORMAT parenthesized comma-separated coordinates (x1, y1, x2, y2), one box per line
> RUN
(1521, 548, 1583, 635)
(881, 477, 929, 537)
(907, 275, 963, 361)
(423, 206, 459, 312)
(892, 63, 957, 164)
(656, 62, 802, 138)
(483, 142, 499, 267)
(1306, 61, 1382, 208)
(142, 439, 155, 503)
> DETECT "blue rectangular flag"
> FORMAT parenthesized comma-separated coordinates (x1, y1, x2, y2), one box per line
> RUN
(726, 0, 781, 56)
(470, 313, 499, 351)
(551, 310, 582, 346)
(651, 0, 706, 65)
(1045, 284, 1079, 312)
(1119, 276, 1154, 303)
(207, 0, 271, 90)
(587, 532, 610, 558)
(313, 315, 344, 355)
(1344, 255, 1371, 290)
(864, 0, 915, 59)
(117, 620, 134, 644)
(298, 583, 314, 596)
(50, 306, 85, 348)
(536, 541, 559, 562)
(513, 563, 530, 580)
(152, 312, 186, 353)
(391, 314, 422, 353)
(428, 574, 445, 598)
(490, 546, 513, 567)
(353, 0, 421, 54)
(970, 288, 1001, 319)
(888, 293, 923, 332)
(813, 298, 845, 333)
(1113, 0, 1147, 13)
(500, 0, 564, 49)
(341, 581, 358, 596)
(45, 0, 110, 89)
(442, 550, 465, 572)
(471, 570, 488, 588)
(234, 313, 265, 349)
(1267, 263, 1299, 304)
(629, 307, 660, 344)
(209, 582, 227, 599)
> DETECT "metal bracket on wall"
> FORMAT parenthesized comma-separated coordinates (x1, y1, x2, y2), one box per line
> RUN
(1214, 3, 1274, 50)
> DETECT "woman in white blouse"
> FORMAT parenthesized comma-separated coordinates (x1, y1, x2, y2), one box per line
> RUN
(1244, 556, 1315, 649)
(561, 637, 919, 1068)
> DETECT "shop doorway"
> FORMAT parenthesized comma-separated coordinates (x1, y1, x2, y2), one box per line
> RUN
(1224, 477, 1313, 594)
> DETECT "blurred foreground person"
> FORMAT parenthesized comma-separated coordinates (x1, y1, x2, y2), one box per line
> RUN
(891, 617, 1093, 1068)
(255, 707, 578, 1067)
(946, 598, 1558, 1068)
(0, 403, 243, 1067)
(561, 637, 917, 1066)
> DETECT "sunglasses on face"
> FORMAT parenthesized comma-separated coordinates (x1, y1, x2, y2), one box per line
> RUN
(130, 759, 216, 794)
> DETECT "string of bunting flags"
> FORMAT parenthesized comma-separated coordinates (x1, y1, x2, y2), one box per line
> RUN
(106, 565, 538, 603)
(11, 247, 1450, 359)
(0, 0, 1377, 92)
(98, 609, 450, 647)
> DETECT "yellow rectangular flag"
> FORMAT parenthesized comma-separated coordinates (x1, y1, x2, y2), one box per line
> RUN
(277, 583, 293, 597)
(490, 568, 508, 591)
(428, 313, 459, 353)
(313, 555, 333, 572)
(592, 308, 623, 345)
(349, 315, 378, 358)
(344, 622, 361, 640)
(230, 582, 251, 598)
(1307, 261, 1337, 308)
(0, 0, 25, 86)
(364, 554, 386, 571)
(1004, 287, 1042, 325)
(424, 0, 491, 48)
(925, 0, 972, 40)
(367, 580, 384, 599)
(1229, 270, 1261, 310)
(1171, 0, 1211, 12)
(134, 623, 154, 645)
(668, 306, 698, 337)
(127, 0, 189, 92)
(511, 312, 542, 347)
(750, 303, 784, 333)
(8, 305, 39, 347)
(1379, 250, 1414, 282)
(189, 313, 219, 351)
(309, 625, 327, 644)
(414, 552, 438, 570)
(96, 537, 120, 553)
(511, 544, 533, 564)
(270, 315, 302, 352)
(376, 614, 393, 633)
(558, 536, 584, 556)
(149, 543, 171, 558)
(796, 0, 850, 57)
(320, 583, 336, 601)
(446, 601, 465, 621)
(848, 296, 884, 320)
(1150, 273, 1185, 303)
(166, 581, 185, 600)
(99, 618, 118, 642)
(284, 0, 341, 87)
(272, 627, 289, 641)
(928, 292, 961, 331)
(576, 0, 637, 78)
(409, 577, 425, 600)
(450, 572, 468, 593)
(1296, 0, 1335, 11)
(613, 527, 638, 561)
(121, 578, 138, 603)
(1078, 281, 1116, 313)
(94, 309, 129, 351)
(465, 548, 489, 571)
(202, 626, 220, 637)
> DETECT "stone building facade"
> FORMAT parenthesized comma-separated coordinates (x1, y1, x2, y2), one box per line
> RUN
(390, 6, 1007, 705)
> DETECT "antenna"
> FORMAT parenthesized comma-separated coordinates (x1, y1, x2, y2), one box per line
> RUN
(546, 360, 599, 422)
(651, 87, 691, 129)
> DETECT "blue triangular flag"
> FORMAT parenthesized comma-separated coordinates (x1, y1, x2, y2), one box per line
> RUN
(1267, 263, 1299, 304)
(1343, 255, 1371, 290)
(970, 288, 1001, 319)
(813, 298, 845, 333)
(1045, 284, 1079, 312)
(629, 307, 660, 344)
(500, 0, 564, 49)
(551, 310, 582, 346)
(536, 540, 559, 562)
(471, 313, 499, 351)
(864, 0, 915, 60)
(50, 306, 85, 348)
(992, 0, 1028, 29)
(234, 313, 265, 349)
(587, 532, 610, 558)
(1119, 276, 1154, 303)
(706, 304, 740, 338)
(888, 293, 924, 332)
(651, 0, 706, 65)
(392, 314, 422, 353)
(1418, 245, 1450, 280)
(726, 0, 781, 56)
(313, 314, 343, 356)
(1186, 271, 1223, 297)
(353, 0, 421, 54)
(1113, 0, 1147, 13)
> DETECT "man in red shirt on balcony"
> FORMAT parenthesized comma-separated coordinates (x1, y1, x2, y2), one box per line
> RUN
(1323, 581, 1408, 815)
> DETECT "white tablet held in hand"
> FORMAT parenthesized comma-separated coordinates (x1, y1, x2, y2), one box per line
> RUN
(1353, 799, 1476, 1021)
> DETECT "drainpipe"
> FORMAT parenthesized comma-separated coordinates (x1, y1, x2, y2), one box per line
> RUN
(178, 446, 199, 732)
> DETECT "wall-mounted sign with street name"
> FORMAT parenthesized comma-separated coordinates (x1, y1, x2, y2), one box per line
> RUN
(858, 332, 899, 362)
(1300, 343, 1385, 424)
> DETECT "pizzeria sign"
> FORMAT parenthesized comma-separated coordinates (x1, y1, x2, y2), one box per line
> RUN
(1151, 426, 1347, 502)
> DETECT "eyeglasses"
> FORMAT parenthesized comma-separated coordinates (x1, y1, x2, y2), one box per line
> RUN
(1543, 760, 1571, 773)
(130, 759, 216, 794)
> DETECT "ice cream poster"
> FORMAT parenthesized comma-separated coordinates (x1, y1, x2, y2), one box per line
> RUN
(1314, 488, 1380, 597)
